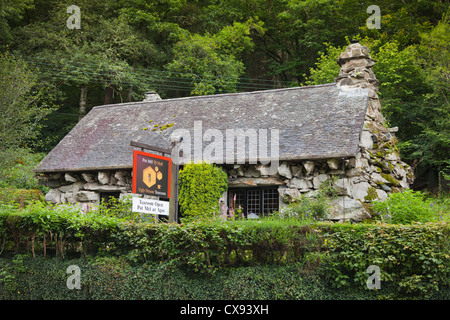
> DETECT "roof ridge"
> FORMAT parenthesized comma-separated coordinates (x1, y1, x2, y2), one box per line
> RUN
(95, 83, 336, 109)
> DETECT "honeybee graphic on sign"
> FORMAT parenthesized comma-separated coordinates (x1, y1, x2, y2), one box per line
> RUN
(132, 150, 171, 198)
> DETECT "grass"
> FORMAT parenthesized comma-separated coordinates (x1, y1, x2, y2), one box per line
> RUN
(199, 208, 322, 228)
(428, 194, 450, 222)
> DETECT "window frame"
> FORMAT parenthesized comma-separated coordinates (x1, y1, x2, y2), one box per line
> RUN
(227, 186, 280, 218)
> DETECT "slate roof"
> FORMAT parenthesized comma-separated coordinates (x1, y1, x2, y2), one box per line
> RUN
(34, 83, 369, 173)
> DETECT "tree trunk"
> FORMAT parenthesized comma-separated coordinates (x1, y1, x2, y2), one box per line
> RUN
(127, 86, 133, 102)
(78, 84, 88, 122)
(104, 84, 114, 105)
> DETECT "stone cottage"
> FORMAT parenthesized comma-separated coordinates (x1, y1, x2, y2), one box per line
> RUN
(34, 41, 414, 221)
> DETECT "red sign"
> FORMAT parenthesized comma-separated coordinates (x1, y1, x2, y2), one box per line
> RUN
(132, 150, 172, 198)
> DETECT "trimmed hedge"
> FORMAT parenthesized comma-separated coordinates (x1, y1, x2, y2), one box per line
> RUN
(0, 203, 449, 299)
(0, 203, 323, 268)
(1, 256, 449, 300)
(321, 222, 450, 298)
(0, 256, 333, 300)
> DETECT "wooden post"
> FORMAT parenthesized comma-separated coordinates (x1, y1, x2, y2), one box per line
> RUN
(168, 162, 177, 223)
(169, 140, 180, 223)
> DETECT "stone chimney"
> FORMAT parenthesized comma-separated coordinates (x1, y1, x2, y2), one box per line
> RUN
(335, 40, 379, 98)
(335, 40, 386, 127)
(143, 91, 162, 102)
(335, 40, 415, 195)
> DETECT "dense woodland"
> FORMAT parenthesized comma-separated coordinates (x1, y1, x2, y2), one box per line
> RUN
(0, 0, 448, 192)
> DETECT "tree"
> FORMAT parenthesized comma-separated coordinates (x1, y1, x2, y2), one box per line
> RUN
(409, 15, 450, 175)
(10, 0, 168, 114)
(1, 0, 447, 191)
(165, 32, 245, 95)
(0, 0, 33, 44)
(0, 52, 57, 177)
(165, 20, 263, 95)
(304, 38, 430, 131)
(304, 43, 345, 85)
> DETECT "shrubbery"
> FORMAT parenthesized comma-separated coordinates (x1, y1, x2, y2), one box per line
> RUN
(276, 176, 340, 221)
(1, 181, 449, 299)
(0, 256, 384, 300)
(0, 188, 42, 208)
(372, 189, 445, 224)
(277, 193, 332, 221)
(0, 149, 49, 192)
(0, 200, 449, 299)
(322, 222, 450, 298)
(178, 162, 228, 221)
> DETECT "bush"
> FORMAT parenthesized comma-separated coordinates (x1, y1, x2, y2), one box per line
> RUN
(0, 148, 48, 207)
(322, 222, 450, 298)
(0, 204, 323, 269)
(276, 178, 336, 221)
(0, 148, 48, 192)
(372, 189, 438, 224)
(1, 253, 449, 300)
(1, 203, 449, 299)
(0, 202, 123, 258)
(96, 195, 141, 221)
(277, 194, 331, 221)
(109, 219, 323, 272)
(427, 192, 450, 222)
(0, 188, 42, 207)
(178, 162, 228, 221)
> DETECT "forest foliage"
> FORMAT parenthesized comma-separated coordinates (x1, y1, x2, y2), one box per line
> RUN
(0, 0, 448, 189)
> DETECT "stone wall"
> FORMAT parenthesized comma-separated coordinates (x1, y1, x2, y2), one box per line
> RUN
(221, 141, 412, 222)
(40, 170, 133, 211)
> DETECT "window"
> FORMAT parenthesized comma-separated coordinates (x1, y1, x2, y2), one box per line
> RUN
(228, 187, 279, 217)
(247, 189, 261, 214)
(99, 192, 121, 206)
(262, 188, 279, 215)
